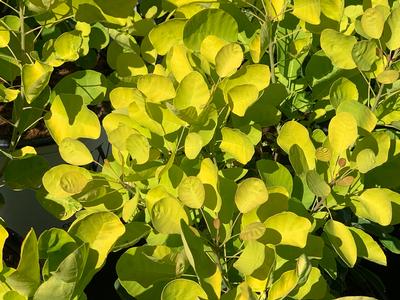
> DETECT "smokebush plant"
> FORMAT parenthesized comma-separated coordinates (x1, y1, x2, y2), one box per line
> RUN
(1, 0, 400, 299)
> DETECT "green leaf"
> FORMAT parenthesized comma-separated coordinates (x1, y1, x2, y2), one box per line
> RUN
(240, 222, 266, 241)
(268, 270, 298, 300)
(352, 40, 377, 71)
(223, 64, 270, 92)
(215, 43, 243, 77)
(228, 84, 259, 117)
(174, 71, 210, 114)
(289, 144, 309, 176)
(126, 133, 150, 165)
(180, 221, 222, 299)
(329, 77, 359, 108)
(22, 61, 53, 104)
(321, 0, 344, 21)
(43, 164, 92, 198)
(161, 279, 207, 300)
(52, 70, 108, 105)
(328, 112, 358, 154)
(353, 188, 393, 226)
(320, 29, 357, 69)
(293, 0, 321, 24)
(183, 9, 238, 51)
(69, 212, 125, 269)
(6, 229, 40, 297)
(113, 222, 151, 252)
(337, 100, 377, 133)
(0, 25, 10, 48)
(149, 19, 185, 55)
(234, 240, 265, 275)
(349, 227, 386, 266)
(376, 70, 399, 84)
(4, 155, 48, 189)
(116, 52, 148, 77)
(59, 138, 93, 166)
(167, 44, 193, 82)
(384, 7, 400, 50)
(116, 245, 179, 298)
(178, 176, 205, 209)
(235, 178, 268, 213)
(137, 74, 176, 103)
(45, 94, 101, 144)
(291, 267, 328, 299)
(0, 225, 9, 272)
(277, 121, 316, 170)
(264, 212, 311, 248)
(257, 160, 293, 195)
(306, 170, 331, 198)
(220, 127, 254, 165)
(184, 132, 203, 160)
(324, 220, 357, 267)
(36, 189, 82, 220)
(264, 0, 286, 20)
(54, 31, 82, 61)
(361, 7, 385, 39)
(151, 197, 188, 234)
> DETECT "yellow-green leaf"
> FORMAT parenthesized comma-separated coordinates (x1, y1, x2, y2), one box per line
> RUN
(184, 132, 203, 160)
(0, 25, 10, 48)
(321, 0, 344, 21)
(109, 87, 144, 109)
(337, 100, 377, 133)
(151, 197, 189, 234)
(178, 176, 205, 209)
(161, 279, 207, 300)
(376, 70, 399, 84)
(149, 19, 185, 55)
(220, 127, 254, 165)
(0, 225, 8, 272)
(329, 77, 359, 108)
(59, 138, 93, 166)
(384, 7, 400, 50)
(45, 94, 101, 144)
(235, 178, 268, 213)
(328, 112, 358, 154)
(174, 71, 210, 114)
(293, 0, 321, 25)
(126, 133, 150, 164)
(361, 7, 385, 39)
(321, 29, 357, 69)
(264, 212, 312, 248)
(137, 74, 176, 103)
(268, 270, 298, 300)
(228, 84, 259, 117)
(354, 188, 393, 226)
(22, 61, 53, 104)
(277, 121, 316, 170)
(349, 227, 387, 266)
(215, 43, 243, 78)
(324, 220, 357, 267)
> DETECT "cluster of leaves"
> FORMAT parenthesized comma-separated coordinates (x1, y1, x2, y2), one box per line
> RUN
(1, 0, 400, 299)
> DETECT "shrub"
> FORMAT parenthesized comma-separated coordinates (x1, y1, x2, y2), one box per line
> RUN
(0, 0, 400, 299)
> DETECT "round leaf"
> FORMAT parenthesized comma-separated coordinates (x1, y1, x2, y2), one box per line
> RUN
(329, 77, 359, 108)
(59, 138, 93, 166)
(321, 29, 357, 69)
(361, 7, 385, 39)
(151, 197, 188, 234)
(324, 220, 357, 267)
(0, 25, 10, 48)
(178, 176, 205, 209)
(183, 9, 238, 51)
(376, 70, 399, 84)
(161, 279, 207, 300)
(235, 178, 268, 213)
(220, 127, 254, 165)
(149, 19, 185, 55)
(228, 84, 259, 117)
(137, 74, 176, 102)
(126, 133, 150, 165)
(328, 112, 358, 154)
(215, 43, 243, 77)
(355, 188, 393, 226)
(184, 132, 203, 160)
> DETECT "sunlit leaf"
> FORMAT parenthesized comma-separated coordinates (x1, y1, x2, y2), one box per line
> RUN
(220, 127, 254, 165)
(324, 220, 357, 267)
(215, 43, 243, 77)
(178, 176, 205, 209)
(137, 74, 176, 103)
(321, 29, 357, 69)
(22, 61, 53, 104)
(235, 178, 268, 213)
(161, 279, 207, 300)
(328, 112, 358, 154)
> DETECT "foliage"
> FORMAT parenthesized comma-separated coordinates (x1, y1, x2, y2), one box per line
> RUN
(0, 0, 400, 299)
